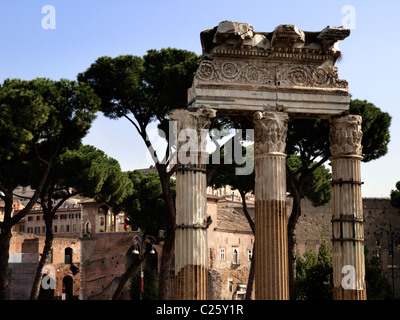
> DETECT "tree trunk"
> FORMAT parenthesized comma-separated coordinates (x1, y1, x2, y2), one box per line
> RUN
(239, 190, 255, 300)
(158, 229, 174, 300)
(155, 163, 176, 300)
(30, 212, 54, 300)
(0, 227, 12, 300)
(287, 185, 302, 300)
(0, 151, 54, 300)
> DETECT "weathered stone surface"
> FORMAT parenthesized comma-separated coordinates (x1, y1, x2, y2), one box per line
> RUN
(170, 108, 216, 300)
(253, 111, 288, 155)
(329, 114, 363, 156)
(329, 115, 366, 300)
(189, 21, 350, 118)
(253, 111, 289, 300)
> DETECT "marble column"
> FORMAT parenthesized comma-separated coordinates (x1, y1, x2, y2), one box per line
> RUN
(329, 114, 367, 300)
(253, 111, 289, 300)
(169, 108, 216, 300)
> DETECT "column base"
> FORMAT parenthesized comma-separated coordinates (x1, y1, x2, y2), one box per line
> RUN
(174, 264, 208, 300)
(333, 285, 367, 300)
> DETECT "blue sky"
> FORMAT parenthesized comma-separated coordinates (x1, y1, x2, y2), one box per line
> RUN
(1, 0, 399, 197)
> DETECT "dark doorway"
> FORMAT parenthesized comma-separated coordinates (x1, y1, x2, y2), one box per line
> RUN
(38, 274, 55, 300)
(62, 276, 73, 300)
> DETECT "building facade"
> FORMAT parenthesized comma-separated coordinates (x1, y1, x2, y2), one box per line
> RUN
(6, 182, 400, 300)
(8, 233, 80, 300)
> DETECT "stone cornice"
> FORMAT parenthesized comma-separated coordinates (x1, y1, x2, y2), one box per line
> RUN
(192, 21, 350, 118)
(201, 21, 350, 62)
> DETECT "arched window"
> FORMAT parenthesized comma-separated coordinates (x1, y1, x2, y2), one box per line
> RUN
(85, 221, 91, 234)
(232, 247, 239, 265)
(65, 247, 73, 264)
(98, 205, 109, 232)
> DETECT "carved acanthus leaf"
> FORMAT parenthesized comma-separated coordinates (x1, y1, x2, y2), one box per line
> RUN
(169, 108, 216, 165)
(329, 115, 363, 156)
(253, 111, 288, 154)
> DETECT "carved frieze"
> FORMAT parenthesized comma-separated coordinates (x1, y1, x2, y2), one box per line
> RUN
(253, 111, 288, 154)
(195, 59, 348, 89)
(329, 115, 363, 156)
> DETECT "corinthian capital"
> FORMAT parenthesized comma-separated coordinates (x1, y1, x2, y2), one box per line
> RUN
(169, 108, 217, 166)
(253, 111, 288, 155)
(329, 114, 363, 157)
(169, 108, 216, 132)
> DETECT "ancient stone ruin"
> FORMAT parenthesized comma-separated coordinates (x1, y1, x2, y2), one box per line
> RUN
(170, 21, 365, 300)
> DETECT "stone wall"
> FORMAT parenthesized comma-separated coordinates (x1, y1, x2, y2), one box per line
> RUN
(80, 231, 142, 300)
(296, 198, 400, 298)
(8, 233, 81, 300)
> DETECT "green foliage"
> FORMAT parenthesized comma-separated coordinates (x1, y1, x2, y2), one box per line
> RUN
(78, 48, 200, 132)
(365, 247, 393, 300)
(296, 239, 393, 300)
(390, 181, 400, 209)
(122, 170, 175, 239)
(130, 268, 158, 300)
(287, 154, 332, 207)
(349, 99, 391, 162)
(208, 144, 255, 194)
(57, 144, 133, 208)
(0, 78, 100, 191)
(286, 118, 330, 163)
(0, 78, 50, 162)
(296, 235, 333, 300)
(286, 98, 391, 165)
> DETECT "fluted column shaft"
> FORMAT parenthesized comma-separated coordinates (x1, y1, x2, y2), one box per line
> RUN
(169, 108, 216, 300)
(329, 115, 367, 300)
(253, 111, 289, 300)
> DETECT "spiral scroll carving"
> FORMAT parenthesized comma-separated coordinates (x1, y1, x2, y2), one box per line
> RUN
(195, 60, 347, 89)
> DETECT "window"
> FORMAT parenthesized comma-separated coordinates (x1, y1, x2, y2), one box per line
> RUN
(232, 247, 239, 265)
(65, 248, 72, 264)
(54, 226, 57, 233)
(228, 281, 233, 293)
(66, 225, 70, 232)
(47, 249, 53, 263)
(220, 248, 225, 261)
(28, 216, 33, 221)
(247, 249, 253, 261)
(99, 216, 105, 227)
(27, 227, 33, 233)
(34, 227, 40, 234)
(85, 221, 91, 234)
(36, 216, 40, 221)
(42, 226, 46, 234)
